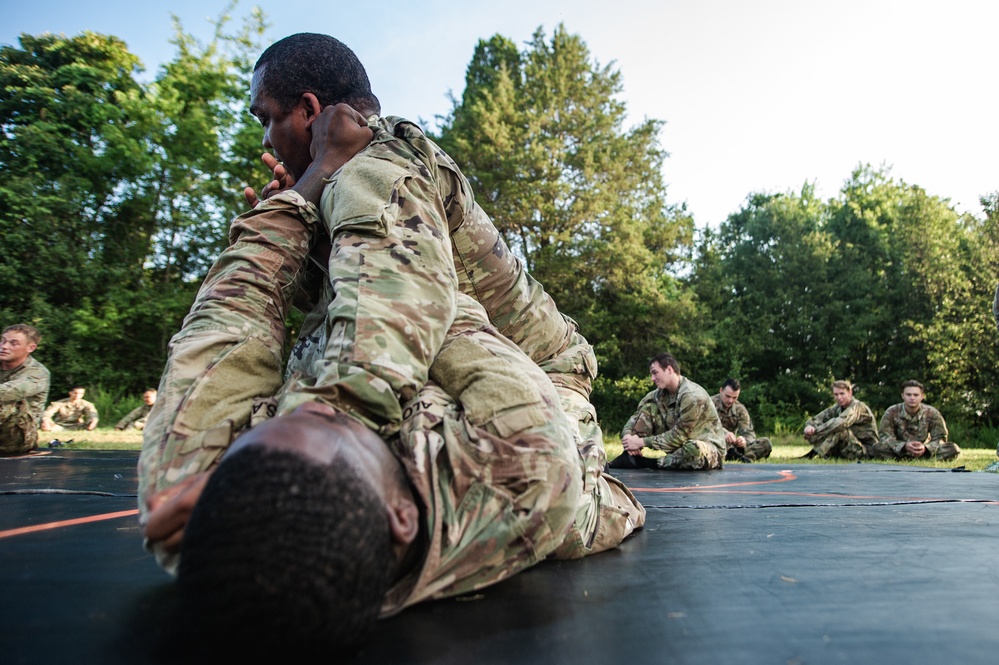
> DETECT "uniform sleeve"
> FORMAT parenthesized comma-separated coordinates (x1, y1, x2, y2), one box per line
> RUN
(923, 408, 949, 455)
(42, 401, 59, 423)
(277, 153, 457, 435)
(116, 406, 143, 430)
(806, 405, 836, 431)
(451, 203, 573, 364)
(811, 401, 865, 438)
(138, 191, 317, 537)
(736, 404, 756, 440)
(85, 402, 99, 426)
(621, 391, 655, 437)
(0, 364, 47, 403)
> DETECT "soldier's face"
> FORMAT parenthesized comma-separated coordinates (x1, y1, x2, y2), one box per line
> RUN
(143, 391, 157, 406)
(0, 331, 35, 367)
(249, 66, 315, 182)
(719, 387, 740, 408)
(902, 387, 924, 410)
(832, 387, 852, 408)
(650, 362, 677, 392)
(69, 388, 85, 402)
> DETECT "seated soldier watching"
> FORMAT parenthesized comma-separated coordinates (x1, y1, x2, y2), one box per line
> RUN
(872, 380, 960, 462)
(711, 378, 772, 462)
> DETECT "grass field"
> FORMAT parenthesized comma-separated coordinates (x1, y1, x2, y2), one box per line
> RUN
(36, 429, 999, 471)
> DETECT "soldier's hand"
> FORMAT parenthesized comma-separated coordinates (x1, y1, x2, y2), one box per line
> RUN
(143, 471, 213, 555)
(244, 153, 297, 208)
(804, 425, 816, 438)
(904, 441, 926, 457)
(621, 433, 645, 455)
(308, 103, 373, 173)
(289, 103, 373, 206)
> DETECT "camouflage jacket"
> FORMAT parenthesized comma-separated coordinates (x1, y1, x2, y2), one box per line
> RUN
(622, 378, 726, 454)
(878, 403, 949, 455)
(806, 398, 878, 445)
(139, 118, 643, 611)
(710, 394, 759, 442)
(43, 398, 98, 427)
(116, 403, 153, 430)
(0, 355, 50, 424)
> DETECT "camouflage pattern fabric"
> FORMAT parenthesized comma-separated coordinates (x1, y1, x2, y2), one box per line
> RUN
(382, 294, 643, 614)
(710, 393, 772, 461)
(873, 403, 960, 461)
(139, 118, 644, 604)
(43, 398, 98, 430)
(804, 399, 877, 459)
(0, 355, 50, 426)
(0, 400, 39, 455)
(115, 403, 153, 431)
(622, 378, 726, 470)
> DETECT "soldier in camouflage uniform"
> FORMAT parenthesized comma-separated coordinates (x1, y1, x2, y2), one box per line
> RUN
(803, 380, 876, 459)
(115, 389, 157, 431)
(41, 387, 99, 431)
(711, 378, 772, 462)
(609, 352, 726, 470)
(140, 33, 644, 645)
(0, 324, 50, 455)
(872, 380, 960, 462)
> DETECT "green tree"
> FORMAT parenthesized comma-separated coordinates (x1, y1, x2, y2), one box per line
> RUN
(435, 25, 695, 378)
(0, 4, 265, 396)
(912, 191, 999, 422)
(824, 166, 973, 409)
(688, 185, 836, 417)
(0, 31, 153, 389)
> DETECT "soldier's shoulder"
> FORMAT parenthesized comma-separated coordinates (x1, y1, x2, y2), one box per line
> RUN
(26, 356, 50, 375)
(684, 378, 711, 399)
(639, 388, 659, 402)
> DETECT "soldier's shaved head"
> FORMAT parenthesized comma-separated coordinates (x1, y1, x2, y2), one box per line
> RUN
(254, 33, 380, 117)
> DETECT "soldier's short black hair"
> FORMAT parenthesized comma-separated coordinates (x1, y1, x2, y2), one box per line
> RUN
(901, 379, 924, 392)
(254, 33, 381, 116)
(650, 352, 679, 374)
(177, 445, 397, 660)
(2, 324, 40, 346)
(721, 378, 741, 392)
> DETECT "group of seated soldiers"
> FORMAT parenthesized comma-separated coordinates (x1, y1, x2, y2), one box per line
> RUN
(0, 323, 157, 454)
(608, 352, 960, 470)
(0, 323, 970, 466)
(41, 387, 156, 433)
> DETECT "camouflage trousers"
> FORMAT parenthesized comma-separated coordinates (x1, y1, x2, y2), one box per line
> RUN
(45, 421, 89, 432)
(0, 401, 39, 456)
(659, 440, 724, 470)
(727, 437, 773, 462)
(870, 440, 962, 462)
(807, 430, 869, 459)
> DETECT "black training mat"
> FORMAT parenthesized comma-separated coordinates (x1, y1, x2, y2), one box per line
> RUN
(2, 451, 997, 664)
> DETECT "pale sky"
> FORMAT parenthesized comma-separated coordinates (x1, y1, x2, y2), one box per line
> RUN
(4, 0, 997, 226)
